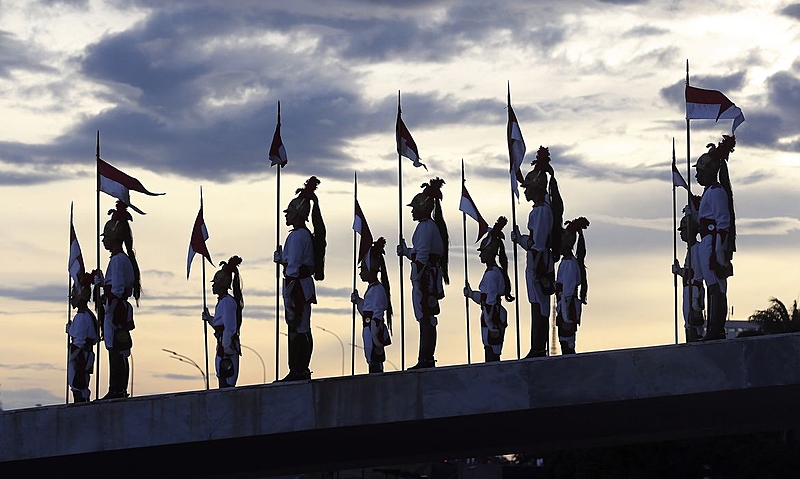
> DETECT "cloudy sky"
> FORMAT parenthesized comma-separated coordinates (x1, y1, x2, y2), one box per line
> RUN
(2, 0, 800, 410)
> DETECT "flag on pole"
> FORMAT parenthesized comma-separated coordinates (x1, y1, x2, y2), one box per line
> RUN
(69, 215, 85, 285)
(98, 158, 165, 215)
(269, 101, 288, 167)
(459, 183, 490, 242)
(187, 205, 212, 279)
(353, 199, 373, 263)
(396, 100, 426, 170)
(685, 85, 745, 134)
(671, 141, 688, 191)
(507, 88, 526, 198)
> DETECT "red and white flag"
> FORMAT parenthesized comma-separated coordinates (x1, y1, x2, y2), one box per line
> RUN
(685, 85, 745, 134)
(672, 162, 689, 190)
(459, 183, 490, 242)
(269, 101, 288, 167)
(187, 205, 212, 279)
(68, 210, 85, 285)
(396, 101, 426, 171)
(353, 199, 374, 263)
(98, 158, 164, 215)
(507, 94, 526, 199)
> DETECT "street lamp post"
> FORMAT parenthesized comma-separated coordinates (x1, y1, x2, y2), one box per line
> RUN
(316, 326, 346, 376)
(162, 348, 206, 388)
(240, 344, 266, 384)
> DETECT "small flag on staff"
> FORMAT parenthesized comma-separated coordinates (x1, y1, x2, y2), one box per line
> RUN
(98, 158, 164, 215)
(68, 209, 85, 285)
(685, 85, 745, 134)
(459, 183, 490, 242)
(353, 199, 373, 263)
(270, 101, 288, 167)
(507, 86, 526, 198)
(187, 204, 213, 279)
(671, 144, 688, 191)
(396, 98, 426, 171)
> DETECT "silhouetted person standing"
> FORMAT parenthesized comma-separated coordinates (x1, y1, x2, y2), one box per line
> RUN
(203, 256, 244, 388)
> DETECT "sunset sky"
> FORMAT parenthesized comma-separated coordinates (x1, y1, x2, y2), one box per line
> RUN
(2, 0, 800, 410)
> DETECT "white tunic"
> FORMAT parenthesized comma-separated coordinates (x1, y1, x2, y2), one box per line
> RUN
(556, 256, 582, 326)
(282, 226, 316, 333)
(475, 266, 508, 354)
(525, 202, 553, 316)
(407, 219, 445, 323)
(698, 184, 731, 293)
(679, 244, 705, 327)
(103, 251, 134, 350)
(357, 282, 389, 364)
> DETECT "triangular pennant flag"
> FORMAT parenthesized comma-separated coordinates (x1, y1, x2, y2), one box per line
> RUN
(269, 101, 288, 167)
(459, 183, 490, 242)
(396, 98, 427, 170)
(98, 158, 164, 215)
(187, 205, 212, 279)
(507, 86, 526, 198)
(68, 214, 85, 285)
(353, 199, 374, 263)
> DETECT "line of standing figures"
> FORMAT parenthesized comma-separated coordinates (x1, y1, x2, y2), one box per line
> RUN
(66, 146, 589, 401)
(66, 134, 736, 401)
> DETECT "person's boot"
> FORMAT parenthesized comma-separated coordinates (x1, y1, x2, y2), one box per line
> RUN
(686, 327, 699, 343)
(368, 362, 384, 374)
(702, 285, 727, 341)
(524, 307, 549, 358)
(410, 320, 436, 369)
(559, 340, 576, 355)
(72, 390, 88, 403)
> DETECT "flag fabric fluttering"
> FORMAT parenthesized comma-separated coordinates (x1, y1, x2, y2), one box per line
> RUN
(187, 206, 213, 279)
(459, 183, 490, 242)
(353, 199, 374, 263)
(269, 101, 288, 167)
(396, 101, 426, 171)
(507, 96, 526, 198)
(672, 159, 688, 190)
(685, 85, 745, 134)
(98, 158, 165, 215)
(69, 219, 85, 285)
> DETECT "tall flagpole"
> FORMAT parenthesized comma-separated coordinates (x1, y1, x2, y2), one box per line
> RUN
(200, 186, 210, 389)
(685, 60, 693, 343)
(351, 172, 358, 376)
(461, 160, 471, 364)
(672, 139, 679, 344)
(274, 103, 282, 382)
(94, 130, 102, 397)
(66, 202, 73, 404)
(397, 91, 406, 371)
(508, 84, 522, 360)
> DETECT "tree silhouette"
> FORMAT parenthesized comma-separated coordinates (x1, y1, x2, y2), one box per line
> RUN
(748, 297, 800, 334)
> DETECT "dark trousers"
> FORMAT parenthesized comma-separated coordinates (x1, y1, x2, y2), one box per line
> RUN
(418, 320, 437, 363)
(705, 284, 728, 340)
(484, 346, 501, 362)
(287, 329, 313, 378)
(108, 349, 129, 394)
(526, 303, 549, 358)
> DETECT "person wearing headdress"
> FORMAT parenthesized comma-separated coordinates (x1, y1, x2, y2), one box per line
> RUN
(556, 217, 590, 354)
(511, 146, 562, 359)
(351, 238, 393, 373)
(274, 176, 326, 381)
(397, 177, 449, 369)
(672, 199, 706, 342)
(203, 256, 244, 388)
(693, 135, 736, 341)
(93, 201, 140, 400)
(66, 271, 99, 403)
(463, 217, 514, 362)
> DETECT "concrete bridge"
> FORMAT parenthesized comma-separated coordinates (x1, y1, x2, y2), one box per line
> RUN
(3, 332, 800, 478)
